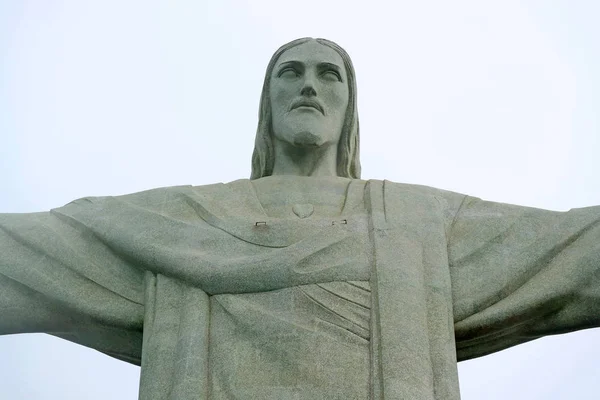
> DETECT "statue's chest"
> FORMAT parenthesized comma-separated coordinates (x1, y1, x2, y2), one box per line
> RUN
(192, 212, 373, 295)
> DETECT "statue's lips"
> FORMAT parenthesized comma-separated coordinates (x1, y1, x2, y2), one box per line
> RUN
(290, 99, 324, 115)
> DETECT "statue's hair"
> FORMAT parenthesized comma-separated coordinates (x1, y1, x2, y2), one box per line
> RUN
(250, 37, 361, 180)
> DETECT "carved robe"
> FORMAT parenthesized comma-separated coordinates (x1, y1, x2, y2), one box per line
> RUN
(1, 178, 600, 399)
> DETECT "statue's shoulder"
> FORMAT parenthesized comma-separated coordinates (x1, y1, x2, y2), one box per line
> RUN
(105, 179, 250, 206)
(370, 179, 465, 199)
(191, 179, 249, 193)
(372, 179, 467, 215)
(55, 181, 253, 224)
(116, 180, 239, 202)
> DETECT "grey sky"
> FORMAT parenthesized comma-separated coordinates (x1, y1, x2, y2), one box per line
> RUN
(1, 1, 599, 398)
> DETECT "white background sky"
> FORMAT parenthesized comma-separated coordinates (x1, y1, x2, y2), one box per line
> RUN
(1, 1, 599, 399)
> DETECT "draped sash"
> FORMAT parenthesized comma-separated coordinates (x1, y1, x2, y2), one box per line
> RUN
(367, 180, 460, 400)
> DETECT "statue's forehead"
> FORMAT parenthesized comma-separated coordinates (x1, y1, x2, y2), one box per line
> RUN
(276, 41, 344, 68)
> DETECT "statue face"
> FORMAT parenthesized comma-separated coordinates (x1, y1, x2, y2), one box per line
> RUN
(269, 40, 349, 149)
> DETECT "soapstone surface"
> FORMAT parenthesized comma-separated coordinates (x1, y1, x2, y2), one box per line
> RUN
(1, 38, 600, 400)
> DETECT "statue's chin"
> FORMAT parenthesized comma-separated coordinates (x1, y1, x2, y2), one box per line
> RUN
(292, 131, 321, 147)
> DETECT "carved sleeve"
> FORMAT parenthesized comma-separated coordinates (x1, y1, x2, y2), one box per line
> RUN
(0, 204, 144, 364)
(448, 196, 600, 361)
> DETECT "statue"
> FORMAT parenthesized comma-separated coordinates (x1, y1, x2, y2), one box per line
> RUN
(1, 37, 599, 400)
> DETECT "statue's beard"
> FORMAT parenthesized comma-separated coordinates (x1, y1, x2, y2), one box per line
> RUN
(292, 131, 321, 147)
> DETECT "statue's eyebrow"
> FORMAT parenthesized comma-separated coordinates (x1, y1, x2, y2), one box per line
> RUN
(277, 61, 302, 69)
(318, 62, 342, 73)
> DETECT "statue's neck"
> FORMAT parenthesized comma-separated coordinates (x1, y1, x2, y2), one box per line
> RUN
(271, 139, 338, 177)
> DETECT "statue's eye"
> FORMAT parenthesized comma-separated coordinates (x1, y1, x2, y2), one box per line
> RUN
(279, 68, 300, 79)
(321, 70, 342, 82)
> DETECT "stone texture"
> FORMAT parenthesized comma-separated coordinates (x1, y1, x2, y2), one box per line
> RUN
(1, 38, 600, 399)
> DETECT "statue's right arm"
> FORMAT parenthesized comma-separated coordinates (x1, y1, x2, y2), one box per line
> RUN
(0, 204, 145, 364)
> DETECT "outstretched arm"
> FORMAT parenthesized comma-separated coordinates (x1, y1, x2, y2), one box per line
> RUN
(0, 206, 144, 364)
(449, 196, 600, 361)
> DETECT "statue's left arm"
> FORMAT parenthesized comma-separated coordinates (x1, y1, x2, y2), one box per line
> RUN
(448, 196, 600, 361)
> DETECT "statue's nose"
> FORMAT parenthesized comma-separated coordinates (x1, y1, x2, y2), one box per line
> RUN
(301, 85, 317, 97)
(300, 74, 317, 97)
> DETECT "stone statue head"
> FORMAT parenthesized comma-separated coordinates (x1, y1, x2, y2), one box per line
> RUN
(250, 38, 361, 179)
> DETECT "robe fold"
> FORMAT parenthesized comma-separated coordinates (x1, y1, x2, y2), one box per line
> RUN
(1, 178, 600, 399)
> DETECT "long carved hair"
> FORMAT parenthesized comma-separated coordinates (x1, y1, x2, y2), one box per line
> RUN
(250, 38, 361, 180)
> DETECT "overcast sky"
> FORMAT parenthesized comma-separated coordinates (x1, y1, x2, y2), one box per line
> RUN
(1, 1, 599, 399)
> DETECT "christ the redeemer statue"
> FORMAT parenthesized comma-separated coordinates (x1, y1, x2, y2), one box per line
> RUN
(1, 38, 599, 400)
